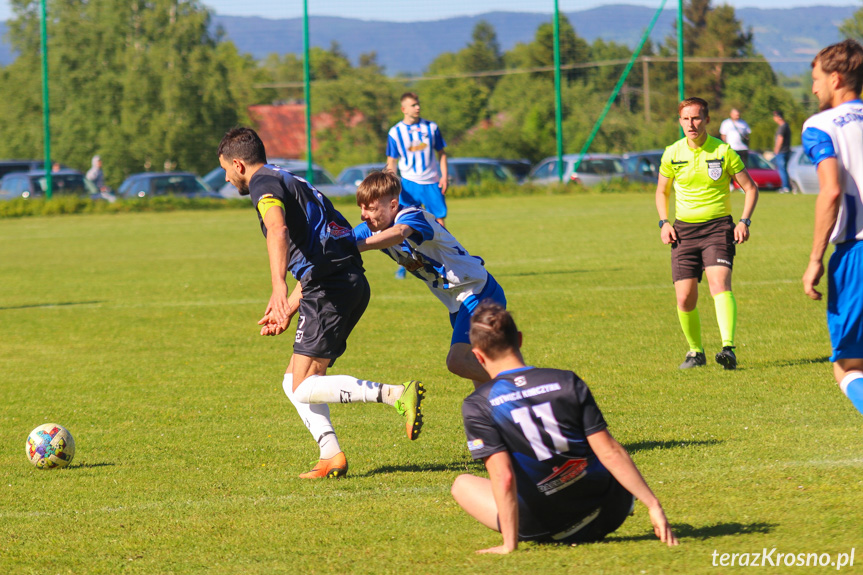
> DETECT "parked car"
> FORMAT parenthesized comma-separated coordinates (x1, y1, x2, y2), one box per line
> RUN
(622, 150, 664, 183)
(735, 151, 782, 192)
(0, 160, 69, 179)
(336, 163, 389, 188)
(201, 165, 229, 192)
(528, 154, 624, 186)
(494, 159, 532, 182)
(209, 159, 354, 198)
(447, 158, 516, 186)
(787, 145, 819, 194)
(0, 169, 112, 201)
(117, 172, 222, 199)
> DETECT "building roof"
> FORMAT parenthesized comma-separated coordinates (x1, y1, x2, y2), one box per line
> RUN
(247, 103, 364, 159)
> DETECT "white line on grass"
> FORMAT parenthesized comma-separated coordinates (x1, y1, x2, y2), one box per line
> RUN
(10, 278, 800, 311)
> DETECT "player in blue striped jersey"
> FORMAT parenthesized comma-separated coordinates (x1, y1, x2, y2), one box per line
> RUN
(353, 170, 506, 385)
(452, 302, 678, 553)
(802, 40, 863, 416)
(386, 92, 449, 227)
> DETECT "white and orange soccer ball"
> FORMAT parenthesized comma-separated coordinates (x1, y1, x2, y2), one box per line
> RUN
(26, 424, 75, 469)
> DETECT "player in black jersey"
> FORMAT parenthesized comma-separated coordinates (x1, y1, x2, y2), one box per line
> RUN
(218, 128, 424, 479)
(452, 302, 677, 553)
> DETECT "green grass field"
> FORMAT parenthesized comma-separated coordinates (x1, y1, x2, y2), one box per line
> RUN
(0, 192, 860, 574)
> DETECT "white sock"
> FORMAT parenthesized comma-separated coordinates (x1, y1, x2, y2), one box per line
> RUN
(283, 374, 342, 459)
(293, 374, 403, 405)
(839, 371, 863, 395)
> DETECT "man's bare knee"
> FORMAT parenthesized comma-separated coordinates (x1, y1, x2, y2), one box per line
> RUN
(451, 474, 469, 499)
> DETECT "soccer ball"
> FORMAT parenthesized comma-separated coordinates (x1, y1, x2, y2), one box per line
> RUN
(26, 423, 75, 469)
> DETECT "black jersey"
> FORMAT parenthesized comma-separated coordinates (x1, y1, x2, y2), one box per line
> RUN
(248, 165, 362, 282)
(462, 367, 615, 535)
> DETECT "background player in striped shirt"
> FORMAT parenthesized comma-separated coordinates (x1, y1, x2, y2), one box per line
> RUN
(386, 92, 448, 228)
(802, 39, 863, 416)
(451, 302, 677, 553)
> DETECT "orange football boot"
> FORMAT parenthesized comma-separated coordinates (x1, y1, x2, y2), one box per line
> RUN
(299, 451, 348, 479)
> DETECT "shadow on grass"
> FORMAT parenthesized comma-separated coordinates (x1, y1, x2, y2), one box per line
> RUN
(0, 300, 104, 311)
(357, 460, 484, 477)
(768, 356, 831, 367)
(360, 441, 720, 476)
(623, 439, 722, 454)
(495, 268, 598, 278)
(603, 521, 777, 544)
(68, 462, 116, 470)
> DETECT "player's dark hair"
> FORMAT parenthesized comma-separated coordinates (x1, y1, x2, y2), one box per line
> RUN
(772, 110, 784, 119)
(470, 301, 518, 360)
(356, 170, 401, 206)
(400, 92, 419, 103)
(813, 39, 863, 94)
(218, 127, 267, 164)
(678, 97, 709, 117)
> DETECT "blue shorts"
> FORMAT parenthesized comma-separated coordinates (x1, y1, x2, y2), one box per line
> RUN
(449, 274, 507, 346)
(400, 178, 447, 219)
(827, 240, 863, 362)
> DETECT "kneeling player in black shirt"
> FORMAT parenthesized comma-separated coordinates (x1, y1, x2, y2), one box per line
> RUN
(452, 302, 678, 553)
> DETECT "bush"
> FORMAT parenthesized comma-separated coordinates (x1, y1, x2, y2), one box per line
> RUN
(0, 196, 249, 219)
(0, 181, 655, 219)
(446, 177, 655, 198)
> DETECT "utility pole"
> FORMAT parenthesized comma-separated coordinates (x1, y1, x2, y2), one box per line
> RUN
(643, 57, 651, 123)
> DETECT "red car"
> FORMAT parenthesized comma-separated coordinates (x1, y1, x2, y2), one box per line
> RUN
(733, 152, 782, 191)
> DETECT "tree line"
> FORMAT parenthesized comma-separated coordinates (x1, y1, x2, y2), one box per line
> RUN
(0, 0, 846, 187)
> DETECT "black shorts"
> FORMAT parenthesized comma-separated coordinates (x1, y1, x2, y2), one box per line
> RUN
(517, 477, 635, 544)
(293, 267, 370, 365)
(671, 216, 735, 283)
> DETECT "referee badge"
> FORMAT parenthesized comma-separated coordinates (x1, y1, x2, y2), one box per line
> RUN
(707, 159, 723, 181)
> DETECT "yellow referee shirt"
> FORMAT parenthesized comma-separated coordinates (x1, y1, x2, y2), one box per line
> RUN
(658, 135, 745, 223)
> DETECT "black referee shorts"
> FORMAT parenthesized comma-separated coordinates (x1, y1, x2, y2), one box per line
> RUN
(671, 216, 736, 283)
(292, 267, 370, 365)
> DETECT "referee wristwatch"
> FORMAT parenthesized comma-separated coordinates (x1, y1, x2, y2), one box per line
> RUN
(739, 218, 751, 227)
(658, 219, 669, 229)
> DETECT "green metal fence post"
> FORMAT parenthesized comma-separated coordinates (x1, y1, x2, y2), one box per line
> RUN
(40, 0, 52, 199)
(678, 0, 685, 137)
(553, 0, 564, 183)
(303, 0, 313, 185)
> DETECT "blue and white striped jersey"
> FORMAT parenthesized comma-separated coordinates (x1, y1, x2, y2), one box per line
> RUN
(802, 99, 863, 244)
(354, 206, 487, 313)
(386, 119, 446, 185)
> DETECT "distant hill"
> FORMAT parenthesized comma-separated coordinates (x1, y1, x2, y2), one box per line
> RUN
(0, 6, 855, 76)
(209, 5, 856, 76)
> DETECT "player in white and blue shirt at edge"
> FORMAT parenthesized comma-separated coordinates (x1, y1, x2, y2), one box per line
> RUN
(386, 92, 448, 227)
(354, 170, 506, 386)
(802, 39, 863, 416)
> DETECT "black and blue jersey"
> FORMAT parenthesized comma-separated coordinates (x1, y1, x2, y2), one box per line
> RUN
(462, 367, 616, 535)
(249, 165, 362, 283)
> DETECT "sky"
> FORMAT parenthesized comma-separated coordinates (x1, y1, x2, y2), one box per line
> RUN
(0, 0, 857, 22)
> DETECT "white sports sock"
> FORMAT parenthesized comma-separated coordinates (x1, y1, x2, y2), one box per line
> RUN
(283, 374, 342, 459)
(839, 371, 863, 416)
(839, 371, 863, 396)
(294, 374, 402, 405)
